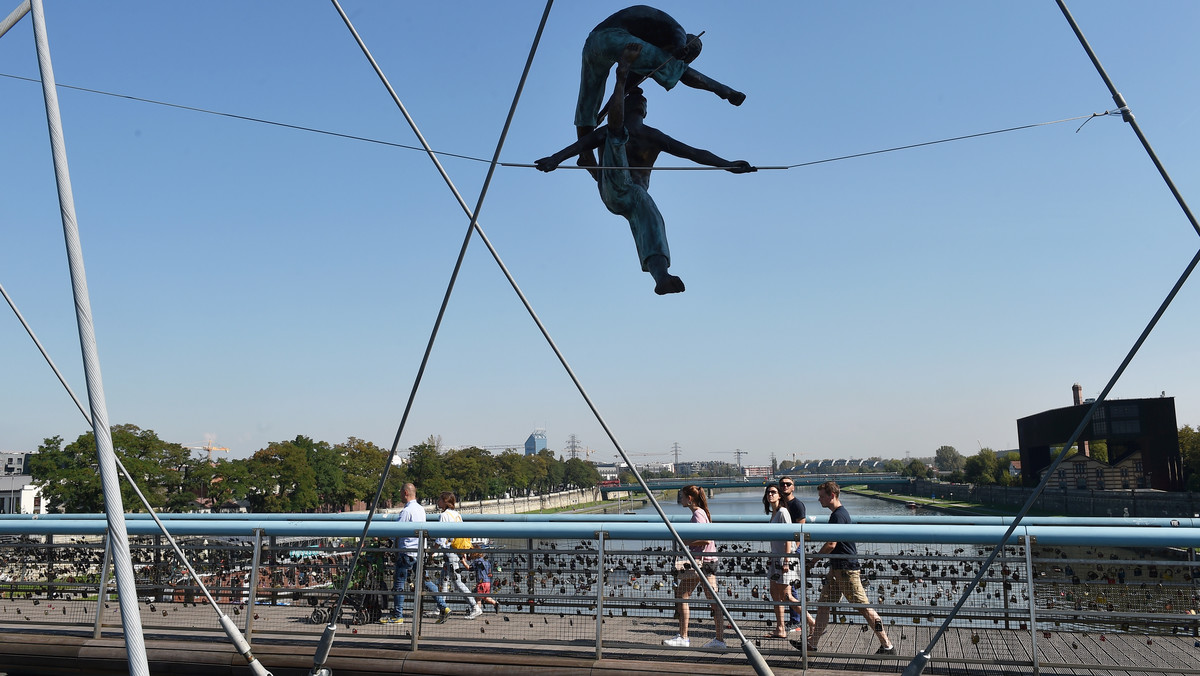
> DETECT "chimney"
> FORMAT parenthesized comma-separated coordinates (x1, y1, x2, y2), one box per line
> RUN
(1072, 383, 1090, 457)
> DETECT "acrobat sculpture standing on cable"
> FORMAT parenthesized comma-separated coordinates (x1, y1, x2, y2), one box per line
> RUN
(536, 43, 755, 295)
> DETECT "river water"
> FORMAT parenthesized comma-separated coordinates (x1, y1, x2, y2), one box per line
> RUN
(628, 486, 939, 519)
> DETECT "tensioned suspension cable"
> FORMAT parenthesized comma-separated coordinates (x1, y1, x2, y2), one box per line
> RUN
(902, 3, 1200, 674)
(0, 280, 271, 675)
(507, 111, 1114, 171)
(0, 73, 1113, 173)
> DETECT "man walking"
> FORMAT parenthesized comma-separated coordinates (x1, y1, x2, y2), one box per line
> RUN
(778, 476, 813, 631)
(381, 483, 448, 623)
(382, 483, 423, 623)
(798, 481, 896, 655)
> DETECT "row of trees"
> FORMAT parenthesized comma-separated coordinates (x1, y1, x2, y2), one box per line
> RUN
(931, 445, 1021, 485)
(27, 424, 1200, 513)
(28, 426, 602, 514)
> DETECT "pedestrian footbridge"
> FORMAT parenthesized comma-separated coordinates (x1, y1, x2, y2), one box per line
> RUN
(1, 513, 1197, 675)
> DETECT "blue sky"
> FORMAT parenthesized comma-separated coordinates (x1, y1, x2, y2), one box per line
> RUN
(2, 1, 1198, 467)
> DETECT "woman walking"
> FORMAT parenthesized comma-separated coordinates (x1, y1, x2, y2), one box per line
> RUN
(663, 485, 726, 649)
(762, 484, 807, 639)
(435, 492, 482, 621)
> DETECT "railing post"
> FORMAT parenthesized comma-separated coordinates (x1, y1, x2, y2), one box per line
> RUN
(594, 530, 606, 660)
(798, 531, 809, 669)
(410, 531, 428, 652)
(526, 538, 535, 614)
(1191, 546, 1200, 638)
(44, 534, 53, 599)
(93, 533, 111, 639)
(244, 529, 264, 640)
(152, 535, 162, 602)
(268, 535, 277, 607)
(1023, 534, 1040, 675)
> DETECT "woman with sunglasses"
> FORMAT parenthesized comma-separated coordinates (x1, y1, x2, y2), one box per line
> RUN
(762, 484, 802, 639)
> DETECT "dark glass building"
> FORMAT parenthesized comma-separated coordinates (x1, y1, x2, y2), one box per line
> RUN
(1017, 397, 1183, 491)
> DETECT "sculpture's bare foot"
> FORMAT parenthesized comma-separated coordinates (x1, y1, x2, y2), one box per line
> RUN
(654, 275, 686, 295)
(726, 89, 746, 106)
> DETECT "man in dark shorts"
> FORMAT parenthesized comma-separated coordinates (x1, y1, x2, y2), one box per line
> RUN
(798, 481, 896, 655)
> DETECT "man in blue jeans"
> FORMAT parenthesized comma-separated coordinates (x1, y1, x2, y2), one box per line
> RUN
(382, 483, 447, 623)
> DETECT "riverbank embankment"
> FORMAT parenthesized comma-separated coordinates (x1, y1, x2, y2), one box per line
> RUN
(841, 486, 1055, 516)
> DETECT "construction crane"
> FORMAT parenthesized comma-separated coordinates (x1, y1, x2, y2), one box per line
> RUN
(186, 441, 229, 463)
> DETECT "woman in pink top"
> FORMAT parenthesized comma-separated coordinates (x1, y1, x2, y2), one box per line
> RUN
(663, 485, 726, 649)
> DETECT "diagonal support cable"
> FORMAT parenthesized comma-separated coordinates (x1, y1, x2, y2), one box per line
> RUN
(1056, 0, 1200, 239)
(28, 2, 148, 671)
(904, 3, 1200, 673)
(0, 0, 29, 40)
(321, 3, 772, 673)
(1, 280, 272, 675)
(310, 2, 558, 673)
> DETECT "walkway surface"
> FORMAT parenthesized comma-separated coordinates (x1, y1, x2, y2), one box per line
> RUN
(2, 598, 1196, 675)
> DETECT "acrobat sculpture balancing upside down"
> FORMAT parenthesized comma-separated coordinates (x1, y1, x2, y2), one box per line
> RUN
(536, 43, 755, 296)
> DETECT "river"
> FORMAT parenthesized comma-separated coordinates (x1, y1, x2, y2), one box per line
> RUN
(627, 486, 939, 519)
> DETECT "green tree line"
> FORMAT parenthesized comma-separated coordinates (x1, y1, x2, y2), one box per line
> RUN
(27, 427, 601, 514)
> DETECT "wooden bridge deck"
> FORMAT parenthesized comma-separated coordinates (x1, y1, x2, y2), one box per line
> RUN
(1, 598, 1197, 675)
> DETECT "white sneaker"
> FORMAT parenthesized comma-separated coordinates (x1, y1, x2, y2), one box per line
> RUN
(663, 634, 690, 648)
(702, 638, 727, 650)
(465, 606, 483, 620)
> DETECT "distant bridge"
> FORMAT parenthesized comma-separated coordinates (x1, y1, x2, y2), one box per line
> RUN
(602, 473, 908, 497)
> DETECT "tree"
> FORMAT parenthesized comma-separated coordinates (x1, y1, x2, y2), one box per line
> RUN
(497, 450, 532, 496)
(1180, 425, 1200, 491)
(934, 446, 965, 474)
(563, 457, 601, 488)
(403, 437, 449, 499)
(292, 435, 344, 512)
(28, 425, 200, 513)
(964, 448, 999, 485)
(193, 457, 248, 509)
(444, 446, 493, 501)
(540, 449, 566, 492)
(28, 435, 102, 513)
(243, 440, 318, 512)
(333, 437, 397, 508)
(902, 459, 931, 479)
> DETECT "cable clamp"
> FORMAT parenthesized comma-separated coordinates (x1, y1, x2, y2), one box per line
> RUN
(1076, 110, 1116, 133)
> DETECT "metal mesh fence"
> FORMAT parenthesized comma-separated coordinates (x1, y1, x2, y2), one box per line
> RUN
(1, 525, 1198, 673)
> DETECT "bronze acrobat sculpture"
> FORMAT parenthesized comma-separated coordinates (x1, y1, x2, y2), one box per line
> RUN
(537, 42, 754, 295)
